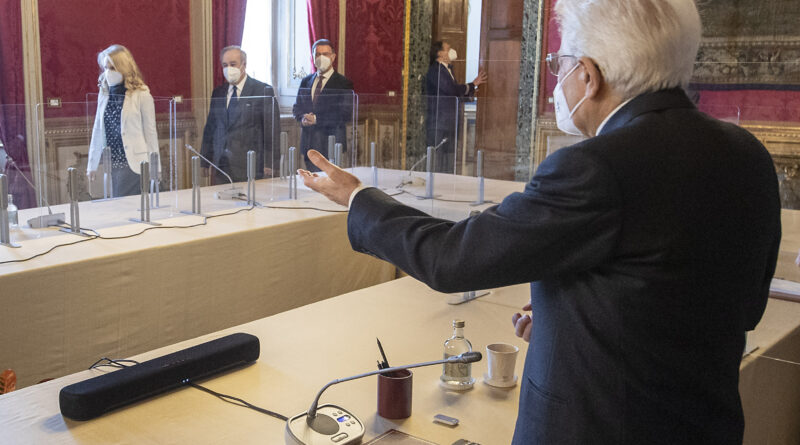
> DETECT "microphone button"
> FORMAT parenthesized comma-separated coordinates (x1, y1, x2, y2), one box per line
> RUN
(332, 433, 349, 442)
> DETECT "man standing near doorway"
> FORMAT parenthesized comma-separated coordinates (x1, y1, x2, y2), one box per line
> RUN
(293, 39, 354, 172)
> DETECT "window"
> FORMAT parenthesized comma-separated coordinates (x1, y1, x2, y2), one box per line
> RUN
(276, 0, 312, 108)
(243, 0, 312, 109)
(241, 0, 273, 86)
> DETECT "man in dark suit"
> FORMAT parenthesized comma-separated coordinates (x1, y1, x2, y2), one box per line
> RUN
(201, 46, 279, 184)
(293, 39, 354, 172)
(299, 1, 781, 443)
(425, 41, 486, 172)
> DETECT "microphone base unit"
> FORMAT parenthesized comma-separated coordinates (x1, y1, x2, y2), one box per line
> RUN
(128, 218, 162, 226)
(447, 290, 491, 305)
(286, 403, 364, 445)
(214, 187, 245, 200)
(27, 213, 66, 229)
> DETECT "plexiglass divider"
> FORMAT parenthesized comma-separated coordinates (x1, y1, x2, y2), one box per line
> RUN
(0, 103, 38, 246)
(30, 96, 175, 235)
(167, 95, 279, 213)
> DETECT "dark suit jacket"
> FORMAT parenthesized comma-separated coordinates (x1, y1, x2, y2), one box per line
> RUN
(200, 76, 279, 181)
(292, 71, 354, 156)
(425, 63, 474, 151)
(348, 88, 781, 444)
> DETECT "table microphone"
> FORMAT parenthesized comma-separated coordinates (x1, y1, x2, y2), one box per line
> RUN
(285, 351, 482, 445)
(5, 154, 66, 228)
(406, 137, 448, 173)
(183, 144, 243, 200)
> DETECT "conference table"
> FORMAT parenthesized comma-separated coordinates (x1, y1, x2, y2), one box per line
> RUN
(0, 168, 525, 389)
(1, 275, 799, 444)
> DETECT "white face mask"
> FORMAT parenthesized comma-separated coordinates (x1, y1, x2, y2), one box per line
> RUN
(447, 48, 457, 62)
(223, 66, 241, 84)
(105, 70, 123, 87)
(553, 63, 587, 136)
(314, 55, 332, 73)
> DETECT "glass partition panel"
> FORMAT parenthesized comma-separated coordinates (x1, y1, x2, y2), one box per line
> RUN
(30, 96, 174, 235)
(168, 95, 279, 213)
(285, 89, 357, 204)
(0, 103, 37, 246)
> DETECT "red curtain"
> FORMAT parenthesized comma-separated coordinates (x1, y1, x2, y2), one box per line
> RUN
(0, 0, 35, 209)
(212, 0, 248, 87)
(307, 0, 339, 73)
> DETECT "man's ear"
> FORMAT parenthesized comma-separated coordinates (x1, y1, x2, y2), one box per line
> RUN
(578, 57, 603, 99)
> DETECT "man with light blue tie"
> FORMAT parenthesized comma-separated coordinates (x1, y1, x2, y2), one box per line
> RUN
(201, 46, 279, 183)
(293, 39, 354, 172)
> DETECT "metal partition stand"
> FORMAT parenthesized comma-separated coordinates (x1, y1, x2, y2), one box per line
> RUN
(333, 143, 343, 167)
(244, 150, 257, 206)
(102, 146, 113, 200)
(59, 168, 90, 237)
(471, 150, 485, 206)
(370, 141, 378, 187)
(129, 161, 161, 226)
(419, 146, 437, 200)
(181, 156, 203, 216)
(280, 132, 288, 179)
(289, 146, 297, 200)
(149, 152, 161, 209)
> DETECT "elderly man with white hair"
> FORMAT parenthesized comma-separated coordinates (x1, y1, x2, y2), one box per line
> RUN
(299, 0, 780, 443)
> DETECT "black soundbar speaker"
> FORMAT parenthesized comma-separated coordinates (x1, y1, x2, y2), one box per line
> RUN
(59, 332, 260, 421)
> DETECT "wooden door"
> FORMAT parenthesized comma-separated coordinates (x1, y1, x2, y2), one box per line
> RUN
(433, 0, 469, 83)
(476, 0, 523, 179)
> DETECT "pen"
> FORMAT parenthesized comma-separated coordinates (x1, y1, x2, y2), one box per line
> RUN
(377, 337, 390, 369)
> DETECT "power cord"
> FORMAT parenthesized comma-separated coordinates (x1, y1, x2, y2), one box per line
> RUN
(86, 356, 289, 422)
(0, 205, 257, 265)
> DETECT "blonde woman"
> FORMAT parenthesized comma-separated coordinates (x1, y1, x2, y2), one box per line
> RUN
(87, 44, 158, 197)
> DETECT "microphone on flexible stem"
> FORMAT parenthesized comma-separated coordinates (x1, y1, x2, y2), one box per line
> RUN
(406, 137, 448, 173)
(285, 350, 482, 445)
(183, 144, 243, 200)
(5, 154, 66, 228)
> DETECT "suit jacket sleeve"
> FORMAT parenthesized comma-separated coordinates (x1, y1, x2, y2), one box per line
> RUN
(347, 146, 623, 292)
(201, 87, 220, 167)
(293, 77, 310, 121)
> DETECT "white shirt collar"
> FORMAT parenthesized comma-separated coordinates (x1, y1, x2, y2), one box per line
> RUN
(229, 73, 248, 94)
(596, 97, 634, 135)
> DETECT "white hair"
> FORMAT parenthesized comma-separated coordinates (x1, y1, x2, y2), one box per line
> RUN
(555, 0, 701, 99)
(220, 45, 247, 65)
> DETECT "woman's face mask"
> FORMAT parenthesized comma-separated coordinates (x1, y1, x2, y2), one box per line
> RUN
(105, 69, 123, 87)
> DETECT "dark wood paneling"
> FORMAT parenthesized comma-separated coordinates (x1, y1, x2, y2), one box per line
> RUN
(433, 0, 469, 83)
(476, 0, 523, 180)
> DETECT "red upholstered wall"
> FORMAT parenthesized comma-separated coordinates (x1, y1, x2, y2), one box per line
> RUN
(38, 0, 191, 116)
(541, 0, 799, 123)
(344, 0, 405, 97)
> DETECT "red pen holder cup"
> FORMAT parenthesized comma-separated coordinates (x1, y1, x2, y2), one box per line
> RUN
(377, 369, 413, 419)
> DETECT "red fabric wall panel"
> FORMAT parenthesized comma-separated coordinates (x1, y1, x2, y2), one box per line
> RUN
(344, 0, 405, 97)
(38, 0, 191, 115)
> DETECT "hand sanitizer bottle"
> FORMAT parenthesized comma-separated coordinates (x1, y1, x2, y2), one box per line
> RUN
(7, 194, 18, 227)
(440, 319, 475, 390)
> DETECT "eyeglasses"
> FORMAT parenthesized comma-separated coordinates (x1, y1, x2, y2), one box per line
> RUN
(545, 53, 578, 76)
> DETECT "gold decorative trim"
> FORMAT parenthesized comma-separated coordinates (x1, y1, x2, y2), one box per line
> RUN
(21, 0, 44, 195)
(400, 0, 412, 169)
(338, 0, 346, 75)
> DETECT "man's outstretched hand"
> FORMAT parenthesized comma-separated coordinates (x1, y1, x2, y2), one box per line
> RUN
(298, 149, 362, 207)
